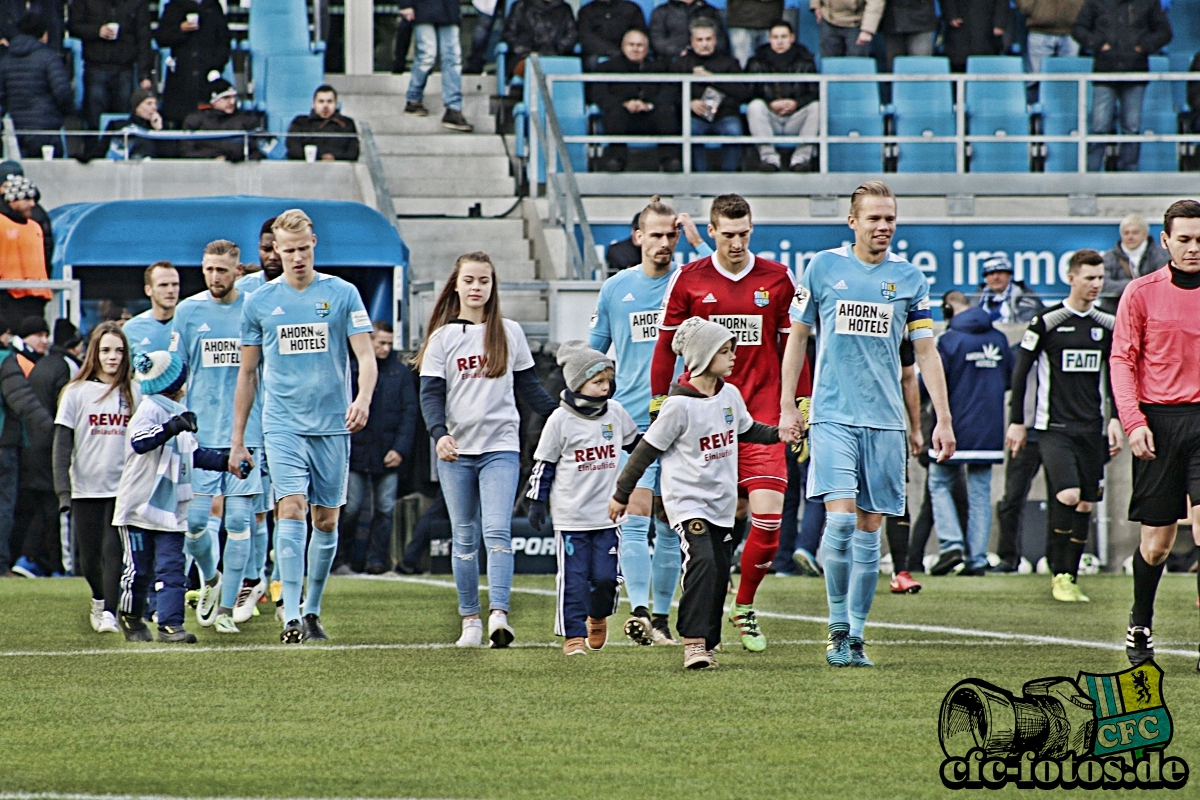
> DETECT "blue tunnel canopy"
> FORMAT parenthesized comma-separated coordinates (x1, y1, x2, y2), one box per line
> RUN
(49, 195, 408, 275)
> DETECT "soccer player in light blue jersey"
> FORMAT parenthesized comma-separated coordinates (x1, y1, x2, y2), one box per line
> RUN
(123, 261, 180, 356)
(780, 181, 956, 668)
(230, 209, 377, 644)
(173, 240, 265, 633)
(589, 197, 712, 647)
(235, 217, 284, 296)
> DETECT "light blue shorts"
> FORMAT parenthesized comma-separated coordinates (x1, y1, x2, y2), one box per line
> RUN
(806, 422, 907, 516)
(254, 452, 273, 515)
(191, 447, 264, 498)
(263, 432, 350, 509)
(618, 447, 660, 494)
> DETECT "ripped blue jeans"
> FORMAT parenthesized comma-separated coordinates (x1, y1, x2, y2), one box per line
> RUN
(437, 450, 521, 615)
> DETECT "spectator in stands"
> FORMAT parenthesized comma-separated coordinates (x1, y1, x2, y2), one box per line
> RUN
(464, 0, 501, 75)
(670, 19, 747, 172)
(287, 85, 361, 161)
(727, 0, 783, 67)
(336, 322, 418, 575)
(0, 15, 73, 158)
(1016, 0, 1083, 73)
(98, 87, 164, 160)
(1101, 212, 1170, 300)
(972, 253, 1043, 323)
(68, 0, 154, 130)
(606, 212, 643, 272)
(155, 0, 231, 128)
(1072, 0, 1170, 171)
(500, 0, 579, 80)
(594, 29, 678, 172)
(746, 20, 818, 172)
(879, 0, 938, 69)
(0, 313, 17, 578)
(181, 74, 264, 161)
(942, 0, 1009, 71)
(0, 162, 53, 270)
(0, 177, 52, 324)
(578, 0, 646, 69)
(1188, 53, 1200, 149)
(811, 0, 884, 57)
(650, 0, 728, 60)
(399, 0, 475, 132)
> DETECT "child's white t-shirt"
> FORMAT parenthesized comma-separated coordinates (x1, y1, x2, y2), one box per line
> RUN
(54, 380, 140, 498)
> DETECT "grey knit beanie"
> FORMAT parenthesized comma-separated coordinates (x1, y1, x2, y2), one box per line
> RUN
(671, 316, 735, 375)
(557, 340, 613, 392)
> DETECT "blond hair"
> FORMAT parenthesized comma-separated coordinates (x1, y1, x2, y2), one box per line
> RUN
(849, 181, 896, 215)
(272, 209, 314, 235)
(638, 195, 676, 230)
(203, 239, 240, 261)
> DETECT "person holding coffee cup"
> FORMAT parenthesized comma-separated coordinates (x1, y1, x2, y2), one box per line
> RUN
(155, 0, 230, 127)
(68, 0, 155, 130)
(180, 72, 265, 161)
(286, 84, 361, 162)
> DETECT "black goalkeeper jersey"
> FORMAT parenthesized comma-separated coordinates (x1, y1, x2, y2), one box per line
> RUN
(1009, 303, 1115, 433)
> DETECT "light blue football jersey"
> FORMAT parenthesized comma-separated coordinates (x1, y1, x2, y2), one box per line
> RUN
(790, 246, 934, 431)
(122, 309, 177, 356)
(589, 265, 675, 430)
(236, 271, 267, 295)
(241, 273, 373, 436)
(173, 290, 263, 449)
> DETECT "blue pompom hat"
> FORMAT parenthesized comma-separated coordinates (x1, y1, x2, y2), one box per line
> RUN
(132, 350, 187, 396)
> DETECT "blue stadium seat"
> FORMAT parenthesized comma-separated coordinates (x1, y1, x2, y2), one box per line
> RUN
(892, 55, 954, 172)
(966, 55, 1029, 172)
(1169, 0, 1200, 68)
(1169, 51, 1192, 112)
(262, 52, 325, 158)
(1040, 56, 1091, 171)
(64, 37, 84, 110)
(1139, 55, 1178, 171)
(822, 57, 883, 172)
(521, 56, 587, 178)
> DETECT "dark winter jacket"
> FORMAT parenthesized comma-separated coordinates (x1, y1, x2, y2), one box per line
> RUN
(669, 48, 747, 119)
(0, 0, 65, 56)
(578, 0, 646, 58)
(401, 0, 460, 26)
(0, 201, 51, 275)
(649, 0, 728, 60)
(349, 354, 419, 474)
(180, 107, 264, 161)
(1014, 0, 1083, 36)
(0, 343, 54, 480)
(971, 280, 1044, 324)
(501, 0, 579, 65)
(67, 0, 154, 75)
(0, 341, 19, 447)
(286, 111, 359, 161)
(933, 306, 1012, 464)
(745, 42, 817, 108)
(726, 0, 783, 30)
(592, 54, 670, 111)
(0, 34, 74, 132)
(155, 0, 231, 125)
(1070, 0, 1171, 73)
(880, 0, 937, 35)
(101, 111, 162, 159)
(21, 346, 75, 491)
(941, 0, 1009, 68)
(1189, 52, 1200, 114)
(1101, 239, 1170, 299)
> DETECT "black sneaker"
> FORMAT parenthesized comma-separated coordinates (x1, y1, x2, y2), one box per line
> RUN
(987, 558, 1019, 574)
(120, 614, 152, 642)
(156, 625, 197, 643)
(930, 548, 964, 576)
(394, 561, 418, 575)
(758, 160, 781, 172)
(302, 613, 329, 642)
(959, 566, 987, 577)
(1126, 621, 1154, 666)
(281, 618, 304, 644)
(404, 101, 429, 116)
(441, 109, 474, 132)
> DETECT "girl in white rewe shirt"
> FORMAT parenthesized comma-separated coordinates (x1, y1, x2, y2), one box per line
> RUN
(53, 322, 140, 634)
(416, 252, 558, 649)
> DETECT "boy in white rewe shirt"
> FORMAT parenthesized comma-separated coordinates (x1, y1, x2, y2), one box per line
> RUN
(527, 342, 640, 656)
(610, 317, 783, 669)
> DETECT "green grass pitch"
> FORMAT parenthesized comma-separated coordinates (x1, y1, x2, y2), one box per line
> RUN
(2, 572, 1199, 799)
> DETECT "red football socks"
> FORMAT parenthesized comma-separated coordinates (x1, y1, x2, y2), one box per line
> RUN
(736, 513, 782, 605)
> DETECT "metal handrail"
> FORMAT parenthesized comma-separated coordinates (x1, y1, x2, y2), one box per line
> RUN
(0, 279, 82, 325)
(4, 126, 360, 162)
(526, 54, 604, 280)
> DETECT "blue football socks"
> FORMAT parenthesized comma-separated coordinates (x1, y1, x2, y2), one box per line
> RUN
(184, 496, 219, 582)
(275, 518, 307, 623)
(219, 496, 255, 609)
(619, 515, 652, 612)
(303, 526, 338, 618)
(821, 512, 856, 627)
(849, 528, 881, 639)
(650, 516, 681, 615)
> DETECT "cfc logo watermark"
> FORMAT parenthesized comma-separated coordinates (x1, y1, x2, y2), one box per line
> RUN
(938, 661, 1187, 790)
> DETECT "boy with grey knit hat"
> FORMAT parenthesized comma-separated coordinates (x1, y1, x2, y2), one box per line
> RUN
(610, 317, 783, 669)
(526, 341, 640, 655)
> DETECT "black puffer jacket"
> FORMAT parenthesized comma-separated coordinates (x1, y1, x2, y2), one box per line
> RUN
(101, 112, 161, 159)
(1071, 0, 1171, 73)
(578, 0, 646, 59)
(67, 0, 154, 75)
(180, 107, 264, 160)
(286, 111, 360, 161)
(155, 0, 230, 125)
(649, 0, 728, 60)
(349, 354, 418, 474)
(745, 42, 817, 108)
(0, 34, 73, 131)
(669, 48, 747, 118)
(501, 0, 578, 65)
(0, 345, 55, 487)
(0, 0, 64, 55)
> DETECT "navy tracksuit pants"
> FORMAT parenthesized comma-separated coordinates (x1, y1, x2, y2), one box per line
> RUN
(554, 528, 621, 638)
(119, 526, 187, 628)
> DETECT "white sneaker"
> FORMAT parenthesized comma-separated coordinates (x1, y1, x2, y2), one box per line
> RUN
(97, 610, 119, 634)
(90, 598, 104, 632)
(456, 618, 484, 647)
(196, 572, 222, 627)
(488, 611, 514, 649)
(232, 578, 266, 624)
(214, 613, 240, 634)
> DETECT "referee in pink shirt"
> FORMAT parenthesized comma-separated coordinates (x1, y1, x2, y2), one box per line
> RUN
(1111, 199, 1200, 668)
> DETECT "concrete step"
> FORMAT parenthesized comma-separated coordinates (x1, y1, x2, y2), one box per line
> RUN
(374, 133, 507, 156)
(394, 197, 522, 216)
(381, 154, 511, 182)
(387, 174, 516, 197)
(328, 73, 497, 97)
(397, 217, 525, 240)
(408, 257, 538, 283)
(351, 102, 496, 135)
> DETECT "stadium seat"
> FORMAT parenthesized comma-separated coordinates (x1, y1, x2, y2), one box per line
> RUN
(1040, 56, 1092, 172)
(966, 55, 1029, 172)
(64, 36, 84, 110)
(892, 56, 955, 172)
(261, 52, 325, 158)
(516, 56, 587, 179)
(1139, 55, 1178, 171)
(822, 57, 883, 172)
(1169, 0, 1200, 67)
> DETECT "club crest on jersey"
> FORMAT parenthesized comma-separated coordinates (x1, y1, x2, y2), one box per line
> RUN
(602, 423, 614, 440)
(753, 289, 770, 308)
(724, 407, 733, 424)
(1092, 328, 1104, 341)
(315, 300, 330, 318)
(881, 281, 897, 300)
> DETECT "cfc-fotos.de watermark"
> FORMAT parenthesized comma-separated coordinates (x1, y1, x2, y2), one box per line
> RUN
(938, 660, 1188, 789)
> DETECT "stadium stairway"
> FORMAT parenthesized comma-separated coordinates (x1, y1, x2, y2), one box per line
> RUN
(328, 73, 548, 330)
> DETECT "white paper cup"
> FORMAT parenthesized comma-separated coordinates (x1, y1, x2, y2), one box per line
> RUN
(109, 22, 119, 36)
(186, 12, 199, 24)
(41, 145, 54, 160)
(304, 144, 318, 162)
